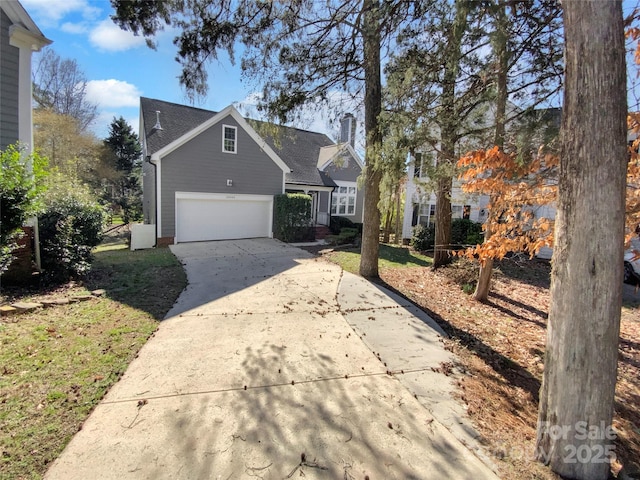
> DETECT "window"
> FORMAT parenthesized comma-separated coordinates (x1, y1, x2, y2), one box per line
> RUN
(413, 153, 423, 178)
(419, 203, 436, 225)
(452, 205, 463, 219)
(412, 203, 435, 226)
(413, 152, 435, 179)
(331, 183, 357, 216)
(222, 125, 237, 153)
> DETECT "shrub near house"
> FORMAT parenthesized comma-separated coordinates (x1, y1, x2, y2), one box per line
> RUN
(273, 193, 313, 243)
(39, 179, 105, 281)
(412, 218, 483, 252)
(0, 145, 48, 277)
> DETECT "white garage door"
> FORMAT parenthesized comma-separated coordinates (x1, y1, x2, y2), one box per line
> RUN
(175, 193, 273, 243)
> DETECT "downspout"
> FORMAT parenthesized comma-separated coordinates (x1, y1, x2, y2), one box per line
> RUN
(328, 186, 335, 228)
(146, 155, 158, 247)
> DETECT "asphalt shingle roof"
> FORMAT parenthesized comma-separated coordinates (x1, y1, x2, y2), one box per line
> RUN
(140, 97, 343, 187)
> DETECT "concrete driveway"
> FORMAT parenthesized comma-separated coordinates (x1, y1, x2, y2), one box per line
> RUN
(45, 238, 498, 479)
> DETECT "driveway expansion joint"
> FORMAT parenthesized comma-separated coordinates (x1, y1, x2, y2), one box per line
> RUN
(45, 239, 500, 480)
(103, 370, 403, 405)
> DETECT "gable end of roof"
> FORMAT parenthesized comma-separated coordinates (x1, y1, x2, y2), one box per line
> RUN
(149, 105, 291, 174)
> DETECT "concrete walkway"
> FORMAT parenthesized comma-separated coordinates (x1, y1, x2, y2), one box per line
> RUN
(45, 239, 498, 479)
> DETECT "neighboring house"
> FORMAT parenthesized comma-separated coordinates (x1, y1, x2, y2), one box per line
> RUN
(401, 150, 491, 243)
(0, 0, 51, 152)
(401, 107, 562, 256)
(1, 1, 51, 278)
(139, 98, 364, 245)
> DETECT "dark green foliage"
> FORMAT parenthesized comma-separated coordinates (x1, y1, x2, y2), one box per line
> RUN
(330, 216, 360, 235)
(327, 227, 360, 246)
(104, 117, 141, 175)
(412, 219, 483, 253)
(451, 218, 484, 247)
(273, 194, 313, 243)
(411, 224, 435, 252)
(115, 176, 143, 224)
(0, 145, 48, 273)
(102, 117, 142, 222)
(39, 194, 105, 281)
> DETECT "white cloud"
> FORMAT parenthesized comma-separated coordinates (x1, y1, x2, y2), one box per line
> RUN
(85, 79, 142, 108)
(21, 0, 100, 26)
(60, 22, 88, 34)
(89, 19, 146, 52)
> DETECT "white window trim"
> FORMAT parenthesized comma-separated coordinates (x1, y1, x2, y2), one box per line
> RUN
(331, 181, 357, 217)
(222, 125, 237, 154)
(417, 203, 436, 226)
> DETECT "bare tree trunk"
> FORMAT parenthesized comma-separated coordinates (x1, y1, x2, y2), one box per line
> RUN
(433, 0, 468, 268)
(359, 0, 382, 278)
(433, 174, 452, 267)
(473, 257, 493, 300)
(395, 182, 402, 244)
(383, 192, 392, 243)
(474, 0, 508, 301)
(535, 2, 626, 479)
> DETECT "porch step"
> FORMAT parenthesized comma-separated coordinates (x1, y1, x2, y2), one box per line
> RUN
(314, 225, 332, 240)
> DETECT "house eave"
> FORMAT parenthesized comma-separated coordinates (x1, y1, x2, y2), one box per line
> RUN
(285, 183, 334, 192)
(317, 143, 364, 172)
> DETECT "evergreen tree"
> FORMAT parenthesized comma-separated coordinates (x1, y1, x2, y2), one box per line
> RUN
(102, 117, 142, 223)
(104, 116, 141, 176)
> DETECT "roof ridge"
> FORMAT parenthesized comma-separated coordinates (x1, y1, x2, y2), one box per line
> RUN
(140, 97, 332, 140)
(247, 117, 334, 141)
(140, 97, 218, 115)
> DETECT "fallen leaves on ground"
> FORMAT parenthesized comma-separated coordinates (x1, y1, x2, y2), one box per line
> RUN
(319, 249, 639, 480)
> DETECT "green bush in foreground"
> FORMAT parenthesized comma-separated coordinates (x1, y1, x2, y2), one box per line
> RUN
(39, 179, 105, 281)
(0, 144, 48, 273)
(274, 193, 313, 242)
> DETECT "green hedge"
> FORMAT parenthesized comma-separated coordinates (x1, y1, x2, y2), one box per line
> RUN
(330, 216, 357, 234)
(327, 227, 360, 245)
(0, 145, 47, 274)
(411, 218, 483, 252)
(451, 218, 484, 247)
(411, 224, 435, 252)
(273, 193, 313, 242)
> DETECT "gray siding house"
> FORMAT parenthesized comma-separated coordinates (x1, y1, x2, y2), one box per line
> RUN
(140, 98, 364, 245)
(0, 1, 51, 152)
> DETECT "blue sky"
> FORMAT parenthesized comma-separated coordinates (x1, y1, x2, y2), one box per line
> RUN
(21, 0, 277, 139)
(22, 0, 640, 142)
(21, 0, 361, 143)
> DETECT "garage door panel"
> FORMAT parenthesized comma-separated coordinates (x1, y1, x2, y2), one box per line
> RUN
(176, 195, 272, 242)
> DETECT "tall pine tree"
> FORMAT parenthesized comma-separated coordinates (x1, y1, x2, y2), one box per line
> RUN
(102, 117, 142, 223)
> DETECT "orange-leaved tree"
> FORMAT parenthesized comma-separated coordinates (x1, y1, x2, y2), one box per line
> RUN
(456, 125, 640, 302)
(626, 112, 640, 243)
(455, 145, 557, 295)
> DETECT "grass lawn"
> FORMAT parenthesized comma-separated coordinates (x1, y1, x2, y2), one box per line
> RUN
(0, 243, 186, 480)
(319, 244, 640, 480)
(326, 243, 432, 273)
